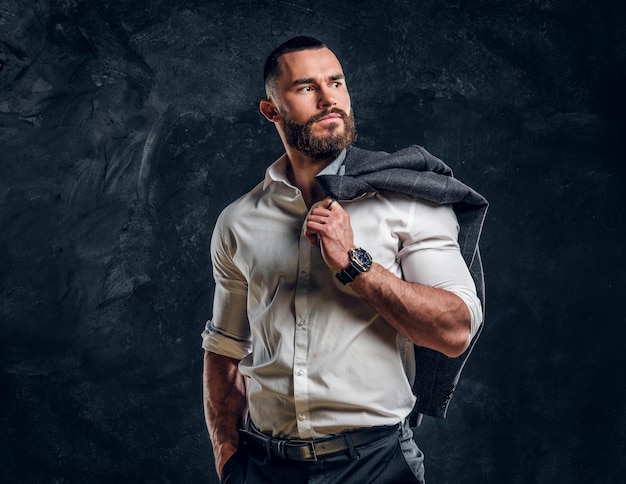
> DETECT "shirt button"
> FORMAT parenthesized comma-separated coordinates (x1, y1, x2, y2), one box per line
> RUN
(296, 369, 304, 376)
(298, 413, 306, 421)
(297, 320, 305, 327)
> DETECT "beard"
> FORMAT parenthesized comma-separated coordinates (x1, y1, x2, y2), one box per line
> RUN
(282, 108, 357, 159)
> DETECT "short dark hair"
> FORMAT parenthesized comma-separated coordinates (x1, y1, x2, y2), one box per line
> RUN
(263, 36, 326, 98)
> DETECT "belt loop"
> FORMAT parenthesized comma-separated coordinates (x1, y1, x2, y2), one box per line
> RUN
(310, 441, 318, 461)
(344, 432, 356, 458)
(264, 436, 272, 461)
(276, 440, 286, 459)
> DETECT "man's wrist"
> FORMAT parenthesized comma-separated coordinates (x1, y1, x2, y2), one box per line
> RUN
(336, 247, 372, 284)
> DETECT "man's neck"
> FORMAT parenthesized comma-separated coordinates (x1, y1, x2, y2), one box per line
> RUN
(285, 149, 334, 208)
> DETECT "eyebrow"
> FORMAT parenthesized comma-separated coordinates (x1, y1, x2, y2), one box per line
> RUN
(290, 73, 345, 88)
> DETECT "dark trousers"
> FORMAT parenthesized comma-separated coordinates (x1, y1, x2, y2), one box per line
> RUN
(221, 420, 425, 484)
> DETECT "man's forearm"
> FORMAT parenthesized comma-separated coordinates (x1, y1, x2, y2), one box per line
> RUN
(203, 351, 248, 477)
(349, 263, 472, 358)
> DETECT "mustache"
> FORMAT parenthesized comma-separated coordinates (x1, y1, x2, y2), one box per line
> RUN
(308, 108, 350, 124)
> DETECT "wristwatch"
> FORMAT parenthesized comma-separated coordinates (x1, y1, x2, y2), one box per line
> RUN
(336, 247, 373, 284)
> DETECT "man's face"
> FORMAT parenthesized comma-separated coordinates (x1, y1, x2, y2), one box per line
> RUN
(269, 48, 356, 159)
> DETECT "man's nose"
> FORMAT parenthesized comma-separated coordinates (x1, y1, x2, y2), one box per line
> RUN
(317, 87, 337, 108)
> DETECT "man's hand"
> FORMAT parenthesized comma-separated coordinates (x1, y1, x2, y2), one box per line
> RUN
(305, 197, 353, 272)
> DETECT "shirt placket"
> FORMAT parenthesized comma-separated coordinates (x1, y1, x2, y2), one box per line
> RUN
(293, 222, 313, 439)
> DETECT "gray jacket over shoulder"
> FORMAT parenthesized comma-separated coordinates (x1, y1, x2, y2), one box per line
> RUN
(315, 145, 489, 423)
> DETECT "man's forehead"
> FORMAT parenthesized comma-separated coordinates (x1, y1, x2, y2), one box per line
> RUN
(278, 48, 344, 80)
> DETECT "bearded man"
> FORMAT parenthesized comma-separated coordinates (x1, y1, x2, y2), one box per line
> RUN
(202, 36, 487, 484)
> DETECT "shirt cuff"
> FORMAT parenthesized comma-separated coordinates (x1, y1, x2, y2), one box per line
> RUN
(453, 291, 483, 338)
(201, 321, 252, 360)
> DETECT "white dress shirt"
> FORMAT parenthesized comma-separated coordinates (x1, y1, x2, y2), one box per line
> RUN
(202, 152, 482, 439)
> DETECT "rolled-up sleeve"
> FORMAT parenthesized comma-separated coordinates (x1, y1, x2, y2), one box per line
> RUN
(201, 211, 252, 359)
(398, 202, 483, 338)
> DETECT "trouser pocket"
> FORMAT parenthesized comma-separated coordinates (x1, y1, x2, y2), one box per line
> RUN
(220, 450, 247, 484)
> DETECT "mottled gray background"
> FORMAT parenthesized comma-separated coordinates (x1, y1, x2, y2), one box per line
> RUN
(1, 0, 624, 482)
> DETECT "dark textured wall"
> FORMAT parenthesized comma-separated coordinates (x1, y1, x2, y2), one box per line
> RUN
(1, 1, 624, 482)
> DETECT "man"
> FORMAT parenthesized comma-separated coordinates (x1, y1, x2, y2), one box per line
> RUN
(202, 36, 485, 483)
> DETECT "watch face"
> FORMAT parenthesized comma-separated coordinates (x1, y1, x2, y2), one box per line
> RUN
(351, 247, 372, 271)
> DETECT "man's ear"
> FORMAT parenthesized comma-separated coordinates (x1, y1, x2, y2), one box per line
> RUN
(260, 99, 280, 123)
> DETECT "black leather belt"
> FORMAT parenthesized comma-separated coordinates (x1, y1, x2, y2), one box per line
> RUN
(239, 423, 399, 462)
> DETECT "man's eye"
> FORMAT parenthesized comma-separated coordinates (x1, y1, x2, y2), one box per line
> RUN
(332, 82, 342, 88)
(300, 86, 313, 92)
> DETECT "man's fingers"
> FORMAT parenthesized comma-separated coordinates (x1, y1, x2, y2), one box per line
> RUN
(305, 232, 318, 245)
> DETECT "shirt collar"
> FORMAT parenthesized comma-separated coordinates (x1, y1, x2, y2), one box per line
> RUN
(262, 149, 347, 190)
(263, 153, 290, 190)
(317, 149, 347, 176)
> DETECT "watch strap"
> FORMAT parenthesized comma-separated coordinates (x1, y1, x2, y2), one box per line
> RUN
(336, 262, 362, 284)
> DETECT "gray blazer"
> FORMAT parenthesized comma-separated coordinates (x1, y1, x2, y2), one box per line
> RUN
(316, 145, 489, 423)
